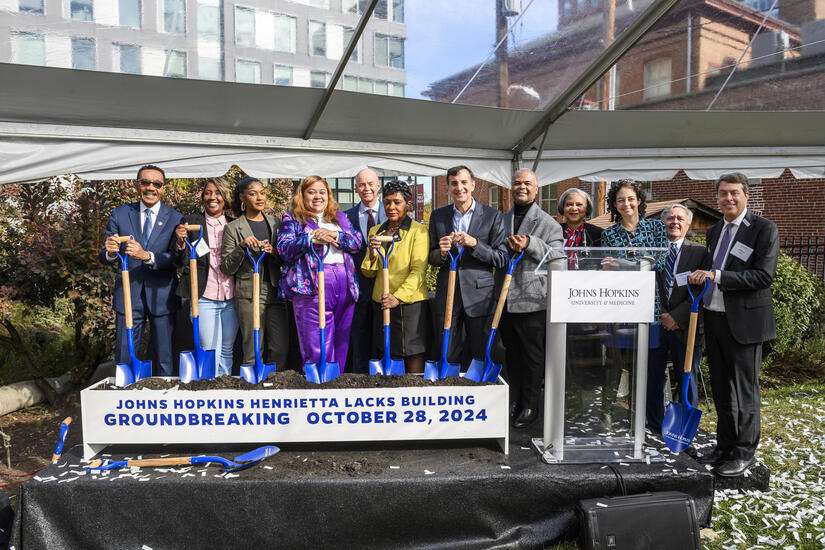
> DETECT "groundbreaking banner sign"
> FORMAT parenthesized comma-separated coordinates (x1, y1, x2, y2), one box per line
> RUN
(550, 271, 655, 323)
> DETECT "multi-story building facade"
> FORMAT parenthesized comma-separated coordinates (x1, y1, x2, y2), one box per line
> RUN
(0, 0, 406, 94)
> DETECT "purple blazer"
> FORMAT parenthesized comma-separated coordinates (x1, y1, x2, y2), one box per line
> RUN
(277, 210, 363, 300)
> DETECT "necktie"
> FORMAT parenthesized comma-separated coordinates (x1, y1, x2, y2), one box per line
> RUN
(366, 208, 375, 235)
(142, 208, 153, 248)
(664, 242, 678, 298)
(704, 223, 733, 306)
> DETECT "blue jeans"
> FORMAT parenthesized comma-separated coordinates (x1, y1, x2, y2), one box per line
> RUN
(198, 298, 238, 377)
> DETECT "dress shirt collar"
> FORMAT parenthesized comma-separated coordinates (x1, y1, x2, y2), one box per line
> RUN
(140, 201, 161, 216)
(359, 200, 380, 215)
(453, 198, 476, 217)
(725, 207, 748, 229)
(205, 213, 226, 227)
(669, 237, 685, 249)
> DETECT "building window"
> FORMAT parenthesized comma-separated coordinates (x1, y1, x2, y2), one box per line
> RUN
(562, 0, 573, 17)
(164, 0, 186, 34)
(540, 185, 558, 215)
(375, 0, 387, 18)
(114, 43, 141, 74)
(329, 178, 355, 208)
(11, 32, 45, 65)
(374, 80, 388, 95)
(489, 186, 501, 210)
(274, 65, 292, 86)
(197, 1, 221, 39)
(309, 21, 326, 57)
(357, 77, 373, 93)
(392, 0, 404, 22)
(342, 75, 357, 91)
(199, 57, 222, 80)
(236, 60, 261, 83)
(70, 0, 93, 22)
(310, 71, 328, 88)
(164, 50, 186, 77)
(341, 0, 371, 15)
(234, 7, 255, 47)
(343, 27, 359, 62)
(643, 58, 672, 100)
(389, 82, 404, 97)
(274, 14, 297, 53)
(375, 34, 404, 69)
(71, 37, 95, 70)
(19, 0, 44, 15)
(119, 0, 141, 27)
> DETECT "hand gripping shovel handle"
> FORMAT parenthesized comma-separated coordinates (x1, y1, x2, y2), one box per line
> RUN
(442, 248, 463, 330)
(490, 251, 524, 331)
(683, 279, 712, 375)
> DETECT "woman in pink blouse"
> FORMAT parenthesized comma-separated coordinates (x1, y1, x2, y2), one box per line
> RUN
(174, 178, 239, 376)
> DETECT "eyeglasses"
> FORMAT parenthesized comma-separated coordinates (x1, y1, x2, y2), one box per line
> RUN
(138, 178, 165, 188)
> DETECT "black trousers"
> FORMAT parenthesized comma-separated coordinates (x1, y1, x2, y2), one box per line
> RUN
(704, 310, 762, 460)
(348, 298, 375, 374)
(646, 328, 701, 429)
(432, 282, 492, 367)
(500, 310, 546, 411)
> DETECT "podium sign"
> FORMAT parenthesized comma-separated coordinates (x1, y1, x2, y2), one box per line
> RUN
(549, 271, 655, 324)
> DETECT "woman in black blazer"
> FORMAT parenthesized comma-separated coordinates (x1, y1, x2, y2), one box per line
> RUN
(558, 187, 602, 248)
(174, 178, 238, 376)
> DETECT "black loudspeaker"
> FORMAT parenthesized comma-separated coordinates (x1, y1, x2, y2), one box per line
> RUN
(577, 491, 700, 550)
(0, 491, 13, 547)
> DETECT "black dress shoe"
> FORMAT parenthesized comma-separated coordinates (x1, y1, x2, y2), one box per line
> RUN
(715, 457, 756, 477)
(512, 408, 538, 429)
(697, 448, 727, 466)
(509, 401, 522, 419)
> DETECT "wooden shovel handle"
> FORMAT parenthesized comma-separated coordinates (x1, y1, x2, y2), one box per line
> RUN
(189, 258, 199, 316)
(683, 312, 699, 374)
(491, 274, 512, 330)
(185, 224, 201, 231)
(121, 269, 133, 329)
(318, 270, 326, 330)
(116, 235, 132, 243)
(128, 457, 193, 468)
(444, 270, 456, 330)
(374, 235, 396, 243)
(252, 272, 260, 331)
(382, 267, 391, 325)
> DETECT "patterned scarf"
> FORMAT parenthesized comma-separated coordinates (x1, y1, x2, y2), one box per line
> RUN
(564, 225, 586, 269)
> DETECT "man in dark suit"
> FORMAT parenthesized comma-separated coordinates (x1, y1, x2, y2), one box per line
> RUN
(345, 168, 386, 373)
(428, 165, 508, 367)
(689, 172, 779, 477)
(646, 204, 706, 430)
(101, 165, 184, 376)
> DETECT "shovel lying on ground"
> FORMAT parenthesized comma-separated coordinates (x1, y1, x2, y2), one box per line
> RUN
(663, 279, 711, 453)
(179, 224, 217, 383)
(239, 248, 277, 385)
(51, 417, 72, 464)
(86, 445, 279, 473)
(304, 242, 340, 384)
(369, 233, 405, 376)
(465, 250, 524, 383)
(424, 247, 464, 381)
(114, 236, 153, 387)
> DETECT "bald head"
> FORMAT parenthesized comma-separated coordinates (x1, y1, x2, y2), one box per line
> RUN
(511, 169, 539, 206)
(355, 168, 380, 208)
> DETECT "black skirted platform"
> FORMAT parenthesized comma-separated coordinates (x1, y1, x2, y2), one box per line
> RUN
(13, 428, 714, 549)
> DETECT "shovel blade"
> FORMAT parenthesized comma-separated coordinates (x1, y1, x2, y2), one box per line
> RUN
(440, 361, 461, 380)
(320, 362, 340, 383)
(423, 360, 439, 382)
(240, 364, 258, 384)
(114, 363, 134, 387)
(386, 359, 405, 377)
(198, 349, 217, 380)
(257, 362, 276, 383)
(304, 362, 321, 384)
(483, 361, 503, 383)
(662, 402, 703, 453)
(133, 359, 152, 382)
(465, 359, 486, 382)
(227, 445, 280, 472)
(368, 359, 384, 376)
(179, 351, 198, 383)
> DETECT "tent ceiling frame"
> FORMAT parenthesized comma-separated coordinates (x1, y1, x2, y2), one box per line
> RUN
(302, 0, 380, 140)
(511, 0, 683, 154)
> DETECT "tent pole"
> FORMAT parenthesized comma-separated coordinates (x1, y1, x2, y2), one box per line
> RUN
(511, 0, 681, 153)
(531, 124, 551, 174)
(302, 0, 380, 140)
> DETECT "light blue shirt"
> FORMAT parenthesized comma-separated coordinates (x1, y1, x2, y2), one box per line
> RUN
(452, 198, 476, 234)
(357, 201, 385, 240)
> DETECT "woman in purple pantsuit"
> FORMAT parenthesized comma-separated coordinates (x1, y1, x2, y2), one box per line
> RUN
(277, 175, 362, 372)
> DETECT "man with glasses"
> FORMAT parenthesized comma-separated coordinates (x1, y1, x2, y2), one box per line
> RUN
(101, 165, 184, 376)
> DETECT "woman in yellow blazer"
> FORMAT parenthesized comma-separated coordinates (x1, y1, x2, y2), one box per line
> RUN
(361, 180, 430, 374)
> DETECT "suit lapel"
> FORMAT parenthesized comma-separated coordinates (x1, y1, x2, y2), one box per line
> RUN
(146, 204, 171, 250)
(503, 210, 514, 236)
(466, 202, 484, 238)
(129, 203, 142, 241)
(723, 211, 754, 269)
(523, 203, 540, 235)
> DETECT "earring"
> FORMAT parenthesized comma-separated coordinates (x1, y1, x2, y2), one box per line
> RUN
(241, 202, 246, 212)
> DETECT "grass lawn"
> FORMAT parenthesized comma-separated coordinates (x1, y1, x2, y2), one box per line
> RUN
(549, 380, 825, 550)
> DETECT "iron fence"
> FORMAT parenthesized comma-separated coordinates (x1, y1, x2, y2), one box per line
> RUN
(781, 236, 825, 279)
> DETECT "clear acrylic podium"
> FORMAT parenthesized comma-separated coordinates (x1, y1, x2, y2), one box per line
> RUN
(532, 247, 666, 464)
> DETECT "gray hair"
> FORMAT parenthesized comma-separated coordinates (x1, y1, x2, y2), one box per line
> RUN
(661, 203, 693, 224)
(557, 187, 594, 217)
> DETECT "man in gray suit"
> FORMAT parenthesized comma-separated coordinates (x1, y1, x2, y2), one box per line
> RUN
(499, 169, 564, 428)
(646, 204, 706, 430)
(428, 165, 508, 368)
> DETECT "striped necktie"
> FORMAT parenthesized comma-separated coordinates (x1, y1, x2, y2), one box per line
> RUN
(141, 208, 154, 248)
(664, 242, 678, 298)
(704, 223, 734, 306)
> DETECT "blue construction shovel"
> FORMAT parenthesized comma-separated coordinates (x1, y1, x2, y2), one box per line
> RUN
(239, 248, 277, 385)
(179, 224, 217, 383)
(87, 445, 280, 473)
(369, 234, 405, 376)
(465, 250, 525, 383)
(113, 238, 153, 387)
(424, 248, 464, 381)
(304, 241, 340, 384)
(662, 278, 711, 453)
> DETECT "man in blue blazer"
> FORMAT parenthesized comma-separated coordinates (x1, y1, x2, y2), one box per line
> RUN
(100, 165, 184, 376)
(345, 168, 386, 373)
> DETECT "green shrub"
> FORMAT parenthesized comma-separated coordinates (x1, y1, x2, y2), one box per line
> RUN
(768, 252, 825, 362)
